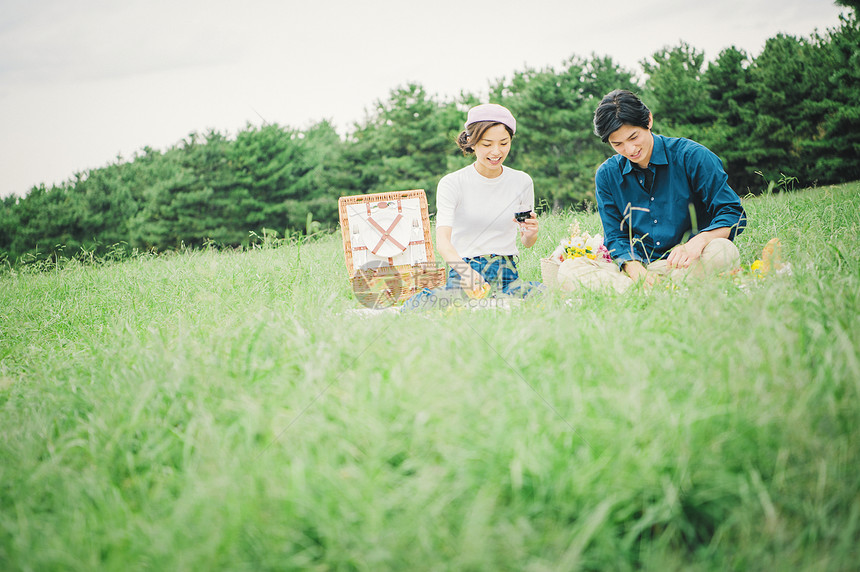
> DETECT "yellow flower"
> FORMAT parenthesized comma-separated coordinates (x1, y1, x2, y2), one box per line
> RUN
(466, 283, 491, 300)
(751, 259, 763, 272)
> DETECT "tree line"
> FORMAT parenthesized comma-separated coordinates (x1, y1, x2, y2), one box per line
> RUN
(1, 12, 857, 262)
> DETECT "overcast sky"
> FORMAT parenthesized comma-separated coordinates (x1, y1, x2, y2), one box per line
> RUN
(0, 0, 849, 198)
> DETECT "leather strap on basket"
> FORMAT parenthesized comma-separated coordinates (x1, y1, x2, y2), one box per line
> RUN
(367, 215, 406, 254)
(364, 201, 407, 255)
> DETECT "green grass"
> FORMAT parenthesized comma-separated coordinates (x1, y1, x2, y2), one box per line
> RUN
(1, 182, 859, 571)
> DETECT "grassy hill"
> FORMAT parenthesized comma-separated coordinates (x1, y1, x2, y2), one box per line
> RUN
(1, 182, 858, 570)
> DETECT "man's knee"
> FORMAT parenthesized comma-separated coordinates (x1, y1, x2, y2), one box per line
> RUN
(700, 238, 740, 273)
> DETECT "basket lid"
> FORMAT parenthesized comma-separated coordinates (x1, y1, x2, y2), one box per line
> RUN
(358, 204, 411, 258)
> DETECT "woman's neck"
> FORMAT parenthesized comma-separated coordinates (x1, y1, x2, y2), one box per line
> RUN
(473, 162, 503, 179)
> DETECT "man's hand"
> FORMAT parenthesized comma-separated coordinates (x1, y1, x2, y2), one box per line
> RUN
(623, 260, 656, 286)
(667, 228, 732, 269)
(666, 235, 708, 269)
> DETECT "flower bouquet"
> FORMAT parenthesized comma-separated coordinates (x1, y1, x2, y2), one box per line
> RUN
(541, 220, 612, 286)
(549, 220, 612, 264)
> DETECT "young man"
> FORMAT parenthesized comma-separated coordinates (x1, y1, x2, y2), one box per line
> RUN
(582, 89, 747, 287)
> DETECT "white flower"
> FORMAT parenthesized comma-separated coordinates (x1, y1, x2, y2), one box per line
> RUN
(584, 234, 604, 252)
(570, 236, 587, 249)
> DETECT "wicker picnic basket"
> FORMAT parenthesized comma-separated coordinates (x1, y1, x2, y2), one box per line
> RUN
(540, 257, 561, 288)
(338, 190, 447, 306)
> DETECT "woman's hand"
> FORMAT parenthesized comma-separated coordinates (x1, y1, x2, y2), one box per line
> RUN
(445, 259, 485, 291)
(436, 226, 488, 292)
(517, 212, 539, 248)
(457, 265, 486, 291)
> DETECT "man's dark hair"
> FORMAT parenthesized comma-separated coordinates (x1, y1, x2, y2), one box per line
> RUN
(593, 90, 651, 142)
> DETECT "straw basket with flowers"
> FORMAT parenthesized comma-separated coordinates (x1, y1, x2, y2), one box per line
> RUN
(541, 220, 612, 287)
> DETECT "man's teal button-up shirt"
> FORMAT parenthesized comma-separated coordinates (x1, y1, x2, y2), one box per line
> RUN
(595, 134, 747, 265)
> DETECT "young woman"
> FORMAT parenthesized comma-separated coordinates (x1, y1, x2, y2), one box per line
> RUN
(435, 103, 539, 296)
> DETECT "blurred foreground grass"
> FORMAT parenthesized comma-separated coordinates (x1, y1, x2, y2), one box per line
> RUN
(1, 183, 858, 571)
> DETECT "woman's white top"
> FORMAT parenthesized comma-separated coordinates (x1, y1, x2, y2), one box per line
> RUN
(435, 164, 534, 258)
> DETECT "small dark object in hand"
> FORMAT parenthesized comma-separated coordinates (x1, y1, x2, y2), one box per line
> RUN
(515, 211, 531, 222)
